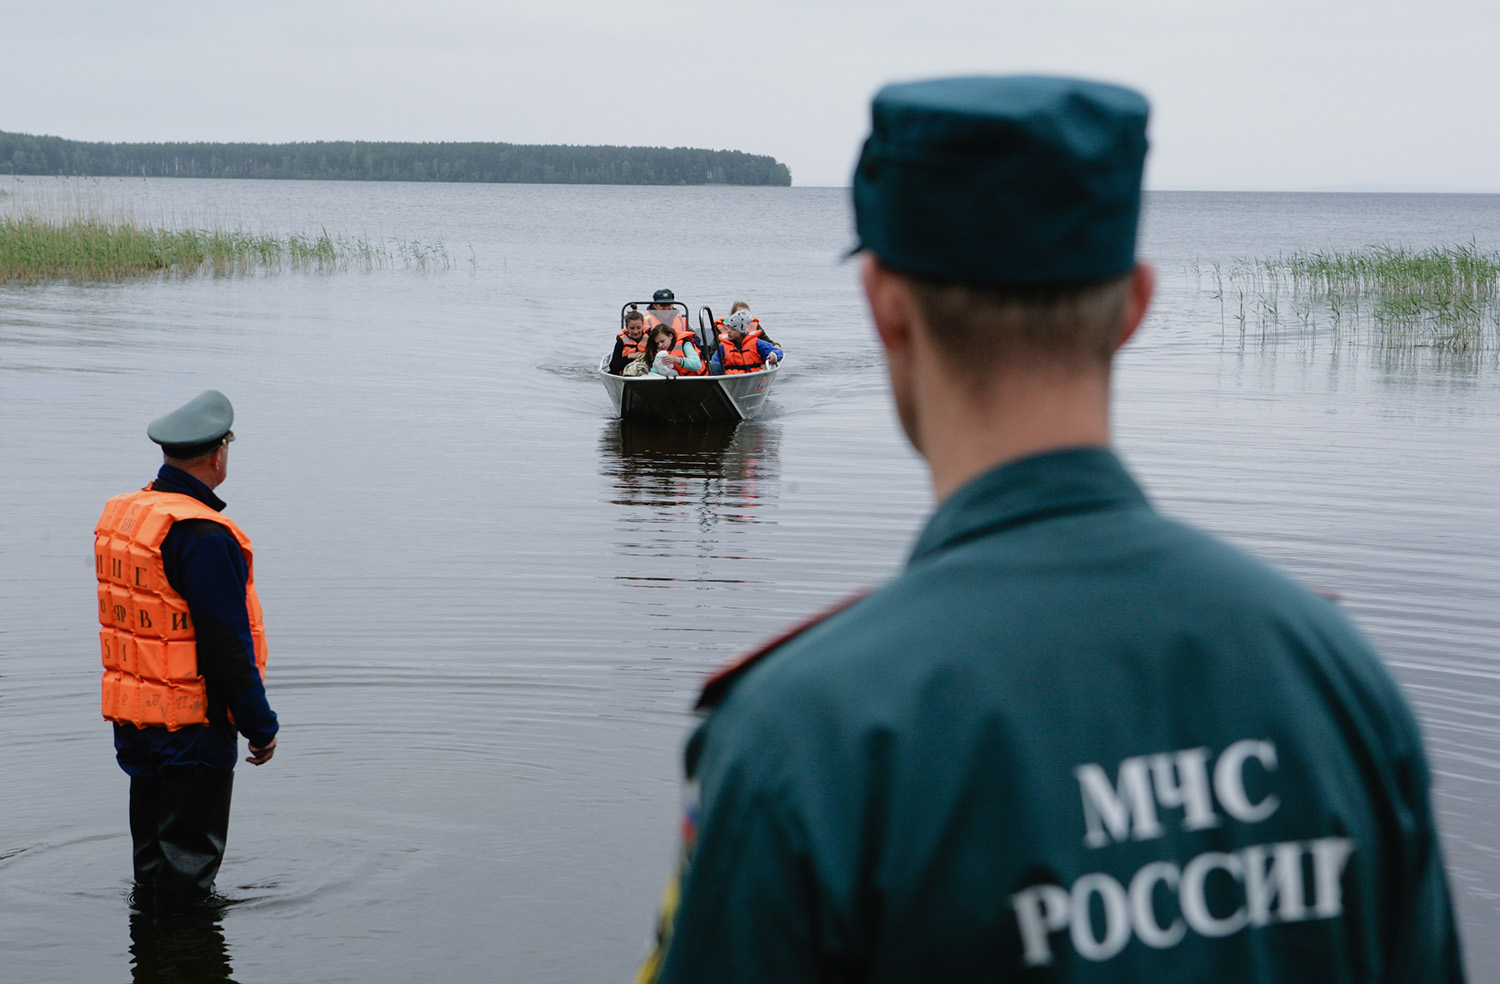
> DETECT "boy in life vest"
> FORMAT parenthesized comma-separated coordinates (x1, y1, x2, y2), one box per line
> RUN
(708, 310, 783, 375)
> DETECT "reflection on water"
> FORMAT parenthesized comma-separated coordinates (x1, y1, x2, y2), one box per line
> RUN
(1220, 325, 1500, 378)
(1367, 341, 1500, 378)
(129, 900, 236, 984)
(598, 420, 781, 540)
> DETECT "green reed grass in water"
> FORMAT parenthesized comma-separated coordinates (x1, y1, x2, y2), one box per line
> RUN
(1206, 244, 1500, 353)
(0, 214, 450, 283)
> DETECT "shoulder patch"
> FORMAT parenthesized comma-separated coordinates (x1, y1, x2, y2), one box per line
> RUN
(696, 589, 872, 710)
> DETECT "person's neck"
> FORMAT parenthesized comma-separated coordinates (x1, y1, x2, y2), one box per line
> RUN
(920, 368, 1113, 502)
(167, 459, 223, 491)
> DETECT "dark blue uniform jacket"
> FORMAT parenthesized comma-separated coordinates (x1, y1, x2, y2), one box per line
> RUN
(113, 466, 279, 776)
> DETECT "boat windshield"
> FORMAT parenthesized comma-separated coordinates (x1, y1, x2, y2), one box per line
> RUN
(643, 304, 690, 337)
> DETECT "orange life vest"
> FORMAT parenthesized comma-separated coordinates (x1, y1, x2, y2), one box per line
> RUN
(670, 337, 708, 376)
(617, 327, 649, 359)
(718, 328, 766, 373)
(95, 489, 268, 730)
(651, 335, 706, 376)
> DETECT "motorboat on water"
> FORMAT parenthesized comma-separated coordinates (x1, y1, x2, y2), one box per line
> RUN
(598, 301, 780, 423)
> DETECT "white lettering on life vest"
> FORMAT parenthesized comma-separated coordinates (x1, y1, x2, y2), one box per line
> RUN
(1012, 836, 1355, 967)
(1075, 739, 1278, 848)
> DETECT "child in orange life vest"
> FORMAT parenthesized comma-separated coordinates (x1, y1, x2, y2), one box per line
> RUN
(645, 325, 702, 378)
(709, 309, 782, 375)
(611, 310, 651, 375)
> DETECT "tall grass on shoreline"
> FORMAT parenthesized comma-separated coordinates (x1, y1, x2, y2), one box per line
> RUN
(1205, 244, 1500, 353)
(0, 213, 450, 283)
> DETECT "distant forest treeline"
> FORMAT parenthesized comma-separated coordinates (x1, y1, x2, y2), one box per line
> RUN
(0, 131, 793, 186)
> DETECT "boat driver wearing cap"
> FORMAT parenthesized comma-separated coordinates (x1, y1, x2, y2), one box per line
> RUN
(95, 389, 279, 911)
(634, 76, 1464, 982)
(645, 287, 692, 341)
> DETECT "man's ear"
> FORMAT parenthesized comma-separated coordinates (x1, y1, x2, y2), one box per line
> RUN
(861, 253, 914, 355)
(1114, 262, 1155, 351)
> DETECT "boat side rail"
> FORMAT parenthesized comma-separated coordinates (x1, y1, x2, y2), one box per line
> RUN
(697, 306, 719, 354)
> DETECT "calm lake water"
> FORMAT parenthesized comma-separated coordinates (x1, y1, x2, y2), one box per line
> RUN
(2, 176, 1497, 982)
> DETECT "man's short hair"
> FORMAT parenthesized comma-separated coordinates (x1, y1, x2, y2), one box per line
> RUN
(163, 444, 223, 469)
(904, 271, 1131, 383)
(849, 76, 1147, 386)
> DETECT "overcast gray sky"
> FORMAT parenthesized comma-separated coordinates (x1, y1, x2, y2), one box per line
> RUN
(5, 0, 1498, 191)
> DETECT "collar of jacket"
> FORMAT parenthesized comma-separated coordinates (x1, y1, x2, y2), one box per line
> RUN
(150, 464, 228, 512)
(909, 446, 1149, 564)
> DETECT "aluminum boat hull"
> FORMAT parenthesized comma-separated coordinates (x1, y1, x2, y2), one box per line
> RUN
(598, 359, 778, 423)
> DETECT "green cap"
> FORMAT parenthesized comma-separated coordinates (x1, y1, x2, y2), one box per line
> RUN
(148, 390, 235, 458)
(851, 75, 1149, 286)
(653, 288, 675, 302)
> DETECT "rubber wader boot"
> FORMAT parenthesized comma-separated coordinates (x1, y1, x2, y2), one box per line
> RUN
(129, 775, 165, 897)
(131, 766, 235, 910)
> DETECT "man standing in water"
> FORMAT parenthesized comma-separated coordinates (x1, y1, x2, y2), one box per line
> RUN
(96, 390, 278, 911)
(635, 76, 1464, 981)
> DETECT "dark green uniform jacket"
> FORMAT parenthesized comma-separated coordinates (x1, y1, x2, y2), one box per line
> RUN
(647, 448, 1463, 983)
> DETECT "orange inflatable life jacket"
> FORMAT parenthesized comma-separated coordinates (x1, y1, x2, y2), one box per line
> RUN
(617, 326, 649, 359)
(668, 337, 708, 376)
(95, 489, 268, 730)
(718, 327, 766, 374)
